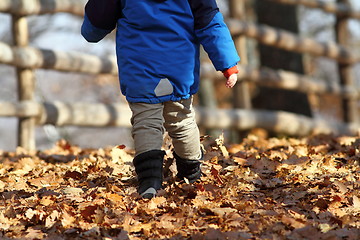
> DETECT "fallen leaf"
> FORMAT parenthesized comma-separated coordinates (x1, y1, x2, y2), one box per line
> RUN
(333, 180, 348, 194)
(25, 228, 46, 239)
(211, 207, 237, 218)
(62, 187, 84, 196)
(64, 170, 83, 180)
(352, 195, 360, 210)
(40, 196, 56, 206)
(147, 196, 167, 210)
(45, 210, 60, 228)
(281, 215, 306, 229)
(319, 223, 335, 233)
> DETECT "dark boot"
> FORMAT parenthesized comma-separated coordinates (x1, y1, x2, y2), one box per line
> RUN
(174, 152, 202, 183)
(133, 150, 165, 199)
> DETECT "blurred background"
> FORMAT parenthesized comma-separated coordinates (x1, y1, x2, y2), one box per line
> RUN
(1, 0, 360, 151)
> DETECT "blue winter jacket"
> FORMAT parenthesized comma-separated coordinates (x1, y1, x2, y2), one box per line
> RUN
(81, 0, 240, 103)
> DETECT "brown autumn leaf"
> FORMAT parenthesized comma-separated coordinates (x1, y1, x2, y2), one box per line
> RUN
(147, 196, 167, 210)
(214, 133, 229, 158)
(40, 195, 56, 206)
(62, 187, 84, 196)
(25, 228, 46, 239)
(45, 210, 60, 228)
(61, 211, 76, 228)
(333, 180, 348, 194)
(232, 156, 248, 166)
(210, 166, 224, 185)
(210, 207, 238, 218)
(106, 193, 124, 204)
(352, 195, 360, 211)
(281, 215, 307, 229)
(64, 170, 83, 180)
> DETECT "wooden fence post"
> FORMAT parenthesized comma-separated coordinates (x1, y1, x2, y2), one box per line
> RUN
(229, 0, 252, 141)
(12, 15, 36, 150)
(229, 0, 252, 110)
(335, 0, 358, 124)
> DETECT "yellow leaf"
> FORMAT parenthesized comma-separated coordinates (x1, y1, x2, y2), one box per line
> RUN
(40, 196, 55, 206)
(106, 193, 124, 203)
(333, 180, 348, 194)
(319, 223, 335, 233)
(211, 207, 237, 218)
(0, 180, 6, 191)
(61, 211, 76, 228)
(281, 215, 306, 229)
(111, 146, 132, 164)
(62, 187, 84, 196)
(45, 210, 60, 228)
(353, 195, 360, 210)
(215, 133, 229, 158)
(147, 196, 167, 210)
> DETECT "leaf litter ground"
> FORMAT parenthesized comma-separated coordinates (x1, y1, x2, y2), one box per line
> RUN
(0, 133, 359, 239)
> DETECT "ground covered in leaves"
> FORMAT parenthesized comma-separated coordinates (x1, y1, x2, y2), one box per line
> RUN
(0, 133, 360, 239)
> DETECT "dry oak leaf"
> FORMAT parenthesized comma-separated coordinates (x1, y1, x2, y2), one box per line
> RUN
(60, 207, 77, 228)
(64, 170, 83, 180)
(215, 133, 229, 158)
(111, 145, 133, 164)
(352, 195, 360, 211)
(147, 196, 167, 210)
(62, 187, 84, 196)
(25, 228, 46, 239)
(45, 210, 60, 228)
(281, 215, 307, 229)
(40, 195, 56, 206)
(211, 207, 238, 218)
(333, 180, 348, 194)
(122, 214, 152, 234)
(28, 176, 58, 188)
(79, 203, 105, 224)
(106, 193, 124, 204)
(232, 156, 248, 166)
(210, 166, 224, 185)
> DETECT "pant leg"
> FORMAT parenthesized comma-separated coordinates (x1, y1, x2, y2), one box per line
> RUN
(163, 97, 202, 160)
(128, 102, 164, 156)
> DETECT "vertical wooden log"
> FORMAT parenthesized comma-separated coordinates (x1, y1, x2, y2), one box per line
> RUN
(229, 0, 252, 109)
(335, 0, 358, 123)
(12, 15, 36, 150)
(198, 77, 221, 138)
(228, 0, 252, 141)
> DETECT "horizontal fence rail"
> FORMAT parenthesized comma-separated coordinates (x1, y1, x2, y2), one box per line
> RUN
(236, 65, 358, 98)
(196, 107, 358, 137)
(227, 20, 359, 64)
(0, 0, 86, 16)
(0, 42, 117, 74)
(0, 101, 357, 136)
(266, 0, 360, 20)
(0, 101, 40, 118)
(203, 63, 358, 98)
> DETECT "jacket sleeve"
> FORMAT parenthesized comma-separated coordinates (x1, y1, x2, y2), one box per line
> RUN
(81, 0, 121, 43)
(190, 0, 240, 71)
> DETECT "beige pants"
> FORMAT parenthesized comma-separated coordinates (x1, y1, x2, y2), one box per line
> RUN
(128, 97, 201, 160)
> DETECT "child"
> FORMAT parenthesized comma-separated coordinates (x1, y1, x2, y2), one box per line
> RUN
(81, 0, 240, 199)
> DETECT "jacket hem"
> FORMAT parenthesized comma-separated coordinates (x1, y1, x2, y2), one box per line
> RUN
(126, 94, 193, 104)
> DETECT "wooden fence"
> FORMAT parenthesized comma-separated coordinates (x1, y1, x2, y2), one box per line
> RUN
(0, 0, 359, 150)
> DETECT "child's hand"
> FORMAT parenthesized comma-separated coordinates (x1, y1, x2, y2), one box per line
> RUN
(222, 65, 239, 88)
(225, 73, 238, 88)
